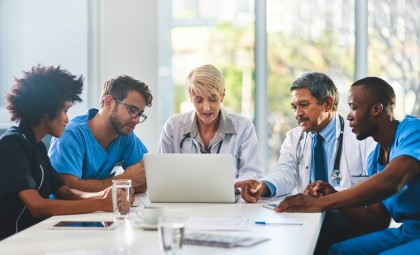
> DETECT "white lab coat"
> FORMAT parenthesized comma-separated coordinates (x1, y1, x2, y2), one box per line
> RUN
(261, 113, 376, 196)
(159, 108, 264, 182)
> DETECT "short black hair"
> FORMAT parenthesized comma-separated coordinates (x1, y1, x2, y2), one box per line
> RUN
(99, 75, 153, 108)
(290, 72, 339, 111)
(6, 65, 84, 125)
(351, 77, 396, 117)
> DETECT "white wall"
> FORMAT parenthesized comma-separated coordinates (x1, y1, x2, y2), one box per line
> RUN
(100, 0, 160, 152)
(0, 0, 89, 127)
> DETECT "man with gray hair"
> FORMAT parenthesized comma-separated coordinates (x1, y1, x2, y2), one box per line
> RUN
(236, 72, 374, 199)
(235, 72, 375, 254)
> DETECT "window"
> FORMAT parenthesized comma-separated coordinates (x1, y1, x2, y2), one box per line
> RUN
(170, 0, 255, 117)
(162, 0, 419, 166)
(266, 0, 355, 164)
(368, 0, 419, 118)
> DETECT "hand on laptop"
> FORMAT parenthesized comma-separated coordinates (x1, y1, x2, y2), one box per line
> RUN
(234, 180, 269, 203)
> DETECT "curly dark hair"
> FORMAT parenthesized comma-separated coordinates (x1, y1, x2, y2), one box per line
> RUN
(99, 75, 153, 108)
(6, 65, 84, 126)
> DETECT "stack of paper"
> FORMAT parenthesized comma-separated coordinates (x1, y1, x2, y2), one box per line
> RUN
(183, 232, 269, 248)
(185, 217, 253, 231)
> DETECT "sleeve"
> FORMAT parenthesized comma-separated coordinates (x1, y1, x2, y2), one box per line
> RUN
(41, 143, 65, 193)
(260, 129, 299, 196)
(262, 180, 277, 197)
(48, 166, 66, 193)
(391, 120, 420, 161)
(0, 135, 37, 197)
(159, 117, 176, 153)
(121, 132, 149, 168)
(48, 127, 86, 178)
(235, 120, 264, 181)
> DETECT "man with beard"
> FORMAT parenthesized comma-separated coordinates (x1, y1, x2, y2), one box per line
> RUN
(48, 76, 153, 193)
(277, 77, 419, 255)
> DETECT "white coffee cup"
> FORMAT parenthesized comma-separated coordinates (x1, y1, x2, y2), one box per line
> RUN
(136, 206, 166, 226)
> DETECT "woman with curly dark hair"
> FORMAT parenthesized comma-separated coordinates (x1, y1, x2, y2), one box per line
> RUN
(0, 65, 114, 240)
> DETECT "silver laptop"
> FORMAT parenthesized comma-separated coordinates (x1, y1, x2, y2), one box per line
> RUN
(144, 153, 237, 203)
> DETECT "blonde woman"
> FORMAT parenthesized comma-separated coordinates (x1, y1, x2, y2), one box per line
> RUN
(159, 64, 264, 182)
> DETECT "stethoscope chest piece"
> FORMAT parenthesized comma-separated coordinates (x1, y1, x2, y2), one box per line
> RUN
(330, 169, 342, 184)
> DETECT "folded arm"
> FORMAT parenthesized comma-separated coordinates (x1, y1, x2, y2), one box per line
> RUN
(59, 160, 146, 193)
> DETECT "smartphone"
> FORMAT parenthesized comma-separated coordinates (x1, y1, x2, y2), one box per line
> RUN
(48, 221, 119, 230)
(262, 203, 278, 210)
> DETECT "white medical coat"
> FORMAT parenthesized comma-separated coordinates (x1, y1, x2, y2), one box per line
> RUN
(261, 113, 376, 196)
(159, 108, 264, 182)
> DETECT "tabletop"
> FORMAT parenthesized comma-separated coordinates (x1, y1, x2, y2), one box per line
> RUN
(0, 194, 324, 255)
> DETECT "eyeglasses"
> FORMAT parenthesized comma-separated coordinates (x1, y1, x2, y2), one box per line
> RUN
(114, 99, 147, 123)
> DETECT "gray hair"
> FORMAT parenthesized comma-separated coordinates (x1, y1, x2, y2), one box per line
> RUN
(290, 72, 339, 111)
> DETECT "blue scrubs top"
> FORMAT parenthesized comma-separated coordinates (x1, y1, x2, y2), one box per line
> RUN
(367, 115, 420, 242)
(48, 109, 148, 179)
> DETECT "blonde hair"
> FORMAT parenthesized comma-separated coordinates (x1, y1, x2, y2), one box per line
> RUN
(184, 64, 225, 99)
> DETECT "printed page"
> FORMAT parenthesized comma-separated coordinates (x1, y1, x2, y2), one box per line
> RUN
(185, 217, 253, 231)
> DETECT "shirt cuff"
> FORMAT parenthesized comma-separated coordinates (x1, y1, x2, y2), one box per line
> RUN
(262, 180, 276, 198)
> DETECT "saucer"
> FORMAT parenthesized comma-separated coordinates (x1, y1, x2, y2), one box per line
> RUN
(131, 221, 158, 230)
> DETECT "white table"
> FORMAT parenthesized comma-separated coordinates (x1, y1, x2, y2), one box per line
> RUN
(0, 194, 324, 255)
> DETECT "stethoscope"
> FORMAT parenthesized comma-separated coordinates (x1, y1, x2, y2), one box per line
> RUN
(295, 115, 344, 184)
(180, 133, 223, 154)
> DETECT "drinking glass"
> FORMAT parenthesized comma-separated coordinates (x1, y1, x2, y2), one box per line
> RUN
(112, 179, 132, 220)
(158, 216, 185, 255)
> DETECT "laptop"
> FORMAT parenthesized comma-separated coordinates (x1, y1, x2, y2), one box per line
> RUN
(144, 153, 237, 203)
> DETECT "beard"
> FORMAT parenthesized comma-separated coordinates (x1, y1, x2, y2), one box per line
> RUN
(355, 112, 377, 140)
(356, 131, 370, 141)
(110, 108, 131, 136)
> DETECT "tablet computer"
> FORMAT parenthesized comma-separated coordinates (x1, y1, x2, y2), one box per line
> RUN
(47, 221, 119, 230)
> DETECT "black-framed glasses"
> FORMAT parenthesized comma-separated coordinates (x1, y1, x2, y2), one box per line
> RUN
(114, 99, 147, 123)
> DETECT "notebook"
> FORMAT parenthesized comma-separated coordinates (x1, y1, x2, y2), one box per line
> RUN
(183, 233, 269, 248)
(144, 153, 237, 203)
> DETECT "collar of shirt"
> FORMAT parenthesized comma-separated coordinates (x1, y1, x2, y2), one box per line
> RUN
(182, 108, 236, 151)
(318, 114, 337, 143)
(18, 121, 38, 145)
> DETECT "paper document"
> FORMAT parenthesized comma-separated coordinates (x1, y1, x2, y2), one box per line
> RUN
(185, 217, 253, 231)
(183, 232, 269, 248)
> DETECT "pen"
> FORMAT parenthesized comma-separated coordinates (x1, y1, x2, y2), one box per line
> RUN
(255, 221, 303, 226)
